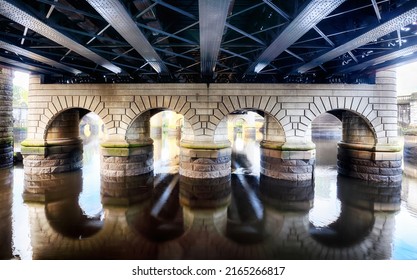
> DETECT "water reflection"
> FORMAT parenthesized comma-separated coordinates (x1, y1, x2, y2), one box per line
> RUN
(16, 169, 402, 259)
(3, 131, 417, 259)
(0, 169, 13, 259)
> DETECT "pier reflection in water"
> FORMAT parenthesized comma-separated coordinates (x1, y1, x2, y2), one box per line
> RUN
(4, 123, 417, 260)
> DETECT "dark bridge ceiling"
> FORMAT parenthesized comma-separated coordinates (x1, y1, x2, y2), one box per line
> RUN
(0, 0, 417, 84)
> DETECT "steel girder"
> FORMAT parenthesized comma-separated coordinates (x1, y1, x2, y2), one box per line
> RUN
(246, 0, 346, 74)
(0, 0, 416, 83)
(297, 2, 417, 74)
(199, 0, 233, 78)
(0, 40, 81, 74)
(0, 0, 122, 73)
(86, 0, 169, 74)
(341, 41, 417, 74)
(0, 56, 54, 74)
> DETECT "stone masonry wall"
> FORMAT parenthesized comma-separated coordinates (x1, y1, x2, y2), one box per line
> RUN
(26, 72, 399, 146)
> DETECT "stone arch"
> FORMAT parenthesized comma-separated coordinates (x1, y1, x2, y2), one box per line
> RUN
(214, 109, 286, 144)
(44, 108, 88, 142)
(23, 107, 107, 175)
(309, 109, 377, 146)
(100, 108, 187, 178)
(303, 96, 379, 143)
(315, 109, 400, 182)
(213, 95, 285, 138)
(304, 102, 402, 182)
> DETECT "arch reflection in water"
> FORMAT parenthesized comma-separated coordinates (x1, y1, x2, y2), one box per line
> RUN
(308, 175, 400, 259)
(23, 172, 403, 259)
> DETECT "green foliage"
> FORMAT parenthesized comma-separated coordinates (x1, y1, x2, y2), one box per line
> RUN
(13, 84, 28, 107)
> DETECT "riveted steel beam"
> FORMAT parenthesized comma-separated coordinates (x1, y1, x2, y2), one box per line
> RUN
(0, 0, 122, 73)
(0, 40, 81, 74)
(247, 0, 346, 74)
(297, 2, 417, 73)
(87, 0, 169, 74)
(199, 0, 232, 78)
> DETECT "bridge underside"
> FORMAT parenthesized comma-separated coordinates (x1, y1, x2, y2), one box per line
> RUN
(0, 0, 416, 84)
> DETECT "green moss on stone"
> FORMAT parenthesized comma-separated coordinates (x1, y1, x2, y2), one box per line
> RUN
(21, 146, 46, 155)
(101, 147, 130, 157)
(101, 141, 153, 149)
(180, 142, 231, 150)
(20, 140, 46, 147)
(0, 137, 13, 145)
(260, 141, 315, 151)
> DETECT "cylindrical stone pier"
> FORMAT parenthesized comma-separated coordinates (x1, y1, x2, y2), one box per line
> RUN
(101, 173, 153, 205)
(337, 142, 403, 183)
(22, 109, 83, 174)
(101, 111, 153, 177)
(179, 118, 231, 179)
(23, 171, 82, 202)
(259, 175, 314, 211)
(260, 115, 315, 181)
(0, 68, 13, 169)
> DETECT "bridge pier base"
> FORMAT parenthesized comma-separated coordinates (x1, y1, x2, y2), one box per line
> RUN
(260, 141, 316, 181)
(101, 111, 154, 178)
(21, 140, 83, 175)
(100, 142, 154, 177)
(21, 109, 83, 174)
(179, 144, 231, 179)
(337, 143, 403, 183)
(179, 118, 231, 179)
(0, 68, 13, 169)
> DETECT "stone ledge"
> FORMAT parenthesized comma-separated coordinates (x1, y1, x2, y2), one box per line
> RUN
(338, 141, 402, 152)
(180, 140, 231, 150)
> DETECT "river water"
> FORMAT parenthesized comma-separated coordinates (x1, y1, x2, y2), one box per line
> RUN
(2, 130, 417, 260)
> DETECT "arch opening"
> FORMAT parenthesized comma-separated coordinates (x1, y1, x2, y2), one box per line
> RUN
(150, 110, 183, 175)
(23, 109, 106, 208)
(224, 110, 265, 176)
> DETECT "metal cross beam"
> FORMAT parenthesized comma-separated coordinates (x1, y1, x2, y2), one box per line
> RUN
(86, 0, 169, 74)
(0, 0, 122, 73)
(246, 0, 346, 74)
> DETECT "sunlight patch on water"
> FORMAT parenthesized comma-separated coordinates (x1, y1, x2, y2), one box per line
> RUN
(309, 165, 341, 227)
